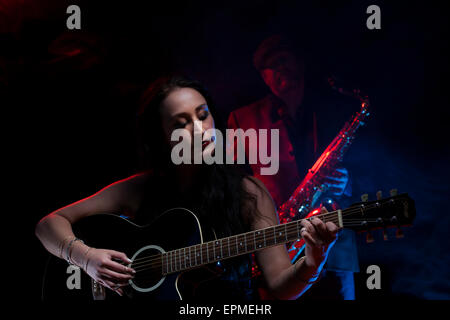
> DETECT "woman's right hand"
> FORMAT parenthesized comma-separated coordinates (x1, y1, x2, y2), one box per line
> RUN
(82, 248, 136, 296)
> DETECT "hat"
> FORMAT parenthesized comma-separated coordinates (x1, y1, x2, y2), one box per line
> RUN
(253, 35, 294, 71)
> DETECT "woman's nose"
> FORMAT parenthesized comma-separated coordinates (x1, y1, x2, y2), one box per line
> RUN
(193, 119, 205, 136)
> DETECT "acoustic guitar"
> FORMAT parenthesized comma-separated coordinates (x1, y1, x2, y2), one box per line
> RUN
(41, 193, 415, 300)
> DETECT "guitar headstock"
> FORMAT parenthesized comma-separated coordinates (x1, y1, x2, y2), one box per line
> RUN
(344, 189, 416, 242)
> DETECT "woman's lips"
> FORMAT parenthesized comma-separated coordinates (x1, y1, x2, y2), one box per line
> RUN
(202, 140, 211, 150)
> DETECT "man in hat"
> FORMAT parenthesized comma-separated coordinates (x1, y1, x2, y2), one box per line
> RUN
(228, 35, 360, 299)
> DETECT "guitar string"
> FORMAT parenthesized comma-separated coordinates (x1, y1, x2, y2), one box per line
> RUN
(131, 218, 380, 278)
(130, 219, 386, 272)
(124, 200, 405, 270)
(128, 201, 393, 268)
(128, 203, 399, 271)
(132, 221, 388, 276)
(129, 216, 342, 269)
(131, 215, 388, 273)
(123, 203, 394, 264)
(127, 201, 390, 266)
(126, 208, 343, 265)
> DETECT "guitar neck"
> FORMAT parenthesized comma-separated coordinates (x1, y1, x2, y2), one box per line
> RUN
(161, 209, 343, 275)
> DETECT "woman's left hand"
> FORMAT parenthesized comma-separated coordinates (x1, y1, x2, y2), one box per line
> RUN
(300, 207, 339, 272)
(324, 167, 349, 197)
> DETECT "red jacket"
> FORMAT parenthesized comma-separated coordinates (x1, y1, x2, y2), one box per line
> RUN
(227, 94, 318, 207)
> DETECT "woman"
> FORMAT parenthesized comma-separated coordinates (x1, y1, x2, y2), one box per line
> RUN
(35, 75, 338, 300)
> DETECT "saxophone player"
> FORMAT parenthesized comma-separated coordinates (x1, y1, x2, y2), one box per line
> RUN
(228, 35, 360, 300)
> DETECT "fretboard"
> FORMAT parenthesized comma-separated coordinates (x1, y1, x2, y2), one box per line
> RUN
(161, 209, 343, 275)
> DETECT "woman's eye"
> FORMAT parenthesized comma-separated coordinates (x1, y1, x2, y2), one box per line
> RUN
(199, 111, 209, 121)
(174, 121, 187, 129)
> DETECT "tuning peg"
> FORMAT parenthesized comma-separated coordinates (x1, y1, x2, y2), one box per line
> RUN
(376, 190, 382, 200)
(366, 232, 374, 243)
(390, 189, 398, 197)
(361, 193, 369, 202)
(395, 228, 404, 239)
(383, 229, 388, 241)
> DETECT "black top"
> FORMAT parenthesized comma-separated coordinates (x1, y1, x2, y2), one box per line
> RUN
(133, 169, 259, 300)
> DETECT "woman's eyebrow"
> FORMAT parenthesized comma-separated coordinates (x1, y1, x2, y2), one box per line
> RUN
(170, 104, 208, 120)
(195, 104, 208, 111)
(171, 104, 208, 119)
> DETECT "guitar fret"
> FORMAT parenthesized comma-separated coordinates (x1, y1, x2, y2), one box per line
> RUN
(172, 251, 175, 272)
(166, 253, 169, 273)
(173, 250, 176, 271)
(215, 240, 221, 259)
(236, 236, 239, 254)
(165, 222, 310, 274)
(187, 247, 190, 267)
(255, 231, 261, 249)
(159, 208, 369, 275)
(175, 249, 183, 270)
(274, 226, 276, 244)
(210, 242, 214, 261)
(173, 250, 176, 272)
(167, 252, 170, 273)
(194, 246, 197, 266)
(214, 241, 219, 260)
(276, 225, 282, 243)
(180, 249, 183, 270)
(163, 254, 166, 274)
(165, 220, 314, 273)
(237, 234, 245, 254)
(172, 250, 175, 272)
(263, 229, 266, 247)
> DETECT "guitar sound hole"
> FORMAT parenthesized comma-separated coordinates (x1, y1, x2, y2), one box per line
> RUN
(129, 246, 165, 292)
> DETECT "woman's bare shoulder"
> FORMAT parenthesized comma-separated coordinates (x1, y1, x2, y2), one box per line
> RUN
(116, 171, 153, 189)
(242, 175, 271, 198)
(98, 171, 154, 215)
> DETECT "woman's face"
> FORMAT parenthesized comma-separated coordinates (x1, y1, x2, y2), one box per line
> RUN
(159, 87, 216, 162)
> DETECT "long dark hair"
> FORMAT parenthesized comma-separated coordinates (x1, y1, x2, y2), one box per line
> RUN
(136, 75, 261, 237)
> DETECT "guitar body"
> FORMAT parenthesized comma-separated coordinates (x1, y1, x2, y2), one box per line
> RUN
(42, 208, 222, 300)
(42, 193, 415, 300)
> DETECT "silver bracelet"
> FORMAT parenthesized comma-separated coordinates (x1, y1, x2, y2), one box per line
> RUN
(66, 237, 84, 265)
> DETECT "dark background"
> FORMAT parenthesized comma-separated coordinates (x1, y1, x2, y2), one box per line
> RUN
(2, 0, 449, 300)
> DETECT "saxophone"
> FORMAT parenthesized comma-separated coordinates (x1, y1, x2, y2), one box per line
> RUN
(278, 81, 370, 261)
